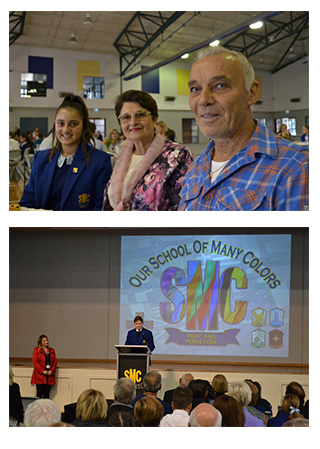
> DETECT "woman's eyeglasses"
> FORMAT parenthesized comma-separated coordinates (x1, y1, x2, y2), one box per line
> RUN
(118, 110, 152, 124)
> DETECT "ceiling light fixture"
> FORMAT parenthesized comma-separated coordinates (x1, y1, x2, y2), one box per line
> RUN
(209, 40, 220, 47)
(68, 33, 78, 46)
(249, 21, 263, 30)
(288, 47, 297, 59)
(83, 13, 94, 28)
(181, 53, 189, 59)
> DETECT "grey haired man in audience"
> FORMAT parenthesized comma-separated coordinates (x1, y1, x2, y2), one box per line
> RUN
(107, 377, 136, 421)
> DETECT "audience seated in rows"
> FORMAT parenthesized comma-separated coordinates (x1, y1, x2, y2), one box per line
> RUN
(13, 369, 309, 428)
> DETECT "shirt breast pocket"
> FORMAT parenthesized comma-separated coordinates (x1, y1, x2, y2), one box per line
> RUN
(215, 187, 267, 211)
(180, 184, 203, 208)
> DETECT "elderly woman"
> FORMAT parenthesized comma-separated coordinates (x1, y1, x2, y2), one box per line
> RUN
(102, 90, 193, 210)
(228, 382, 265, 427)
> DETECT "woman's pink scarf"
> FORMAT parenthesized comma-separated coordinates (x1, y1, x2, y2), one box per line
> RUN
(108, 134, 165, 210)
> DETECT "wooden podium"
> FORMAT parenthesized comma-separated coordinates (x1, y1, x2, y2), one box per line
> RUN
(115, 345, 151, 390)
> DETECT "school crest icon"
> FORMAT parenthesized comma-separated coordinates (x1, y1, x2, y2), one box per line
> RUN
(269, 308, 284, 327)
(251, 329, 266, 349)
(78, 193, 91, 206)
(269, 329, 284, 349)
(252, 308, 266, 327)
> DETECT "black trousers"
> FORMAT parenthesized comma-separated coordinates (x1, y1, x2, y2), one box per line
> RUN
(36, 384, 51, 399)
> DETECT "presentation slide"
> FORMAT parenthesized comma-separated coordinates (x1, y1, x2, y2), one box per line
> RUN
(120, 234, 292, 358)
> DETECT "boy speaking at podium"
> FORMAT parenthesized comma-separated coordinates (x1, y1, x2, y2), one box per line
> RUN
(125, 315, 155, 353)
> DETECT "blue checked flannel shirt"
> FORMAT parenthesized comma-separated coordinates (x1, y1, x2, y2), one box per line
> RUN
(178, 122, 309, 211)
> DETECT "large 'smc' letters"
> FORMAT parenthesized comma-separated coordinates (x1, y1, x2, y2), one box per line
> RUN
(160, 261, 247, 330)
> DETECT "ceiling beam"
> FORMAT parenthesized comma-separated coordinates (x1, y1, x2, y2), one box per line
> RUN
(223, 11, 309, 73)
(123, 11, 282, 81)
(114, 11, 186, 76)
(9, 11, 26, 46)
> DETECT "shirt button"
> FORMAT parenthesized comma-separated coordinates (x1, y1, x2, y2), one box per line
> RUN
(204, 194, 211, 201)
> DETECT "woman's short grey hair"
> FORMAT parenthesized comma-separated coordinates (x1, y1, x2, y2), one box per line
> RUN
(113, 377, 136, 404)
(24, 399, 61, 427)
(228, 381, 252, 407)
(192, 45, 256, 93)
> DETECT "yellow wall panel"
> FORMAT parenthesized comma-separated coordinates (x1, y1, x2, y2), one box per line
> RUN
(176, 69, 190, 96)
(77, 60, 100, 91)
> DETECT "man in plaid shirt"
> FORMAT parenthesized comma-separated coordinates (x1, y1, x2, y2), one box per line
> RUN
(178, 46, 309, 211)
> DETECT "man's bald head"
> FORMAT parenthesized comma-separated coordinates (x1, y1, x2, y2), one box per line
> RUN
(189, 403, 222, 427)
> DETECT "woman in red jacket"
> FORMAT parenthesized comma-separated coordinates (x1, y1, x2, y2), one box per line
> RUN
(31, 335, 57, 399)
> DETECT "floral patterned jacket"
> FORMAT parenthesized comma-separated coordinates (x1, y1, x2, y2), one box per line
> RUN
(102, 140, 193, 211)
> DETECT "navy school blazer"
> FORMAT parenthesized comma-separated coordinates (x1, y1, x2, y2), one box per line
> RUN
(125, 327, 155, 352)
(20, 144, 112, 211)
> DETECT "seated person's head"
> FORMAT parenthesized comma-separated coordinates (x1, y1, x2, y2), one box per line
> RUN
(75, 389, 107, 422)
(24, 399, 61, 427)
(172, 386, 193, 411)
(134, 396, 163, 427)
(189, 379, 208, 399)
(189, 403, 222, 427)
(211, 374, 228, 394)
(228, 382, 252, 407)
(143, 370, 162, 394)
(213, 394, 245, 427)
(113, 377, 136, 404)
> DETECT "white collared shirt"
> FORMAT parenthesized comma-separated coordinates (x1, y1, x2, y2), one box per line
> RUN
(57, 153, 74, 168)
(160, 409, 189, 427)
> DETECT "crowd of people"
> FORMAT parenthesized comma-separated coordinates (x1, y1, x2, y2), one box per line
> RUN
(9, 45, 308, 211)
(10, 366, 309, 427)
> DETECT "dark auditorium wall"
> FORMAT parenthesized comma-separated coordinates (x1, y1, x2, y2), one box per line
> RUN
(9, 227, 309, 365)
(9, 228, 120, 360)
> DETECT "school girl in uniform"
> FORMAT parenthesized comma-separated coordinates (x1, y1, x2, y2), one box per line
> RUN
(20, 95, 112, 210)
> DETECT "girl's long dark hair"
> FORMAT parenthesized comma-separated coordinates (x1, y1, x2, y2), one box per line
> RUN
(50, 94, 95, 163)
